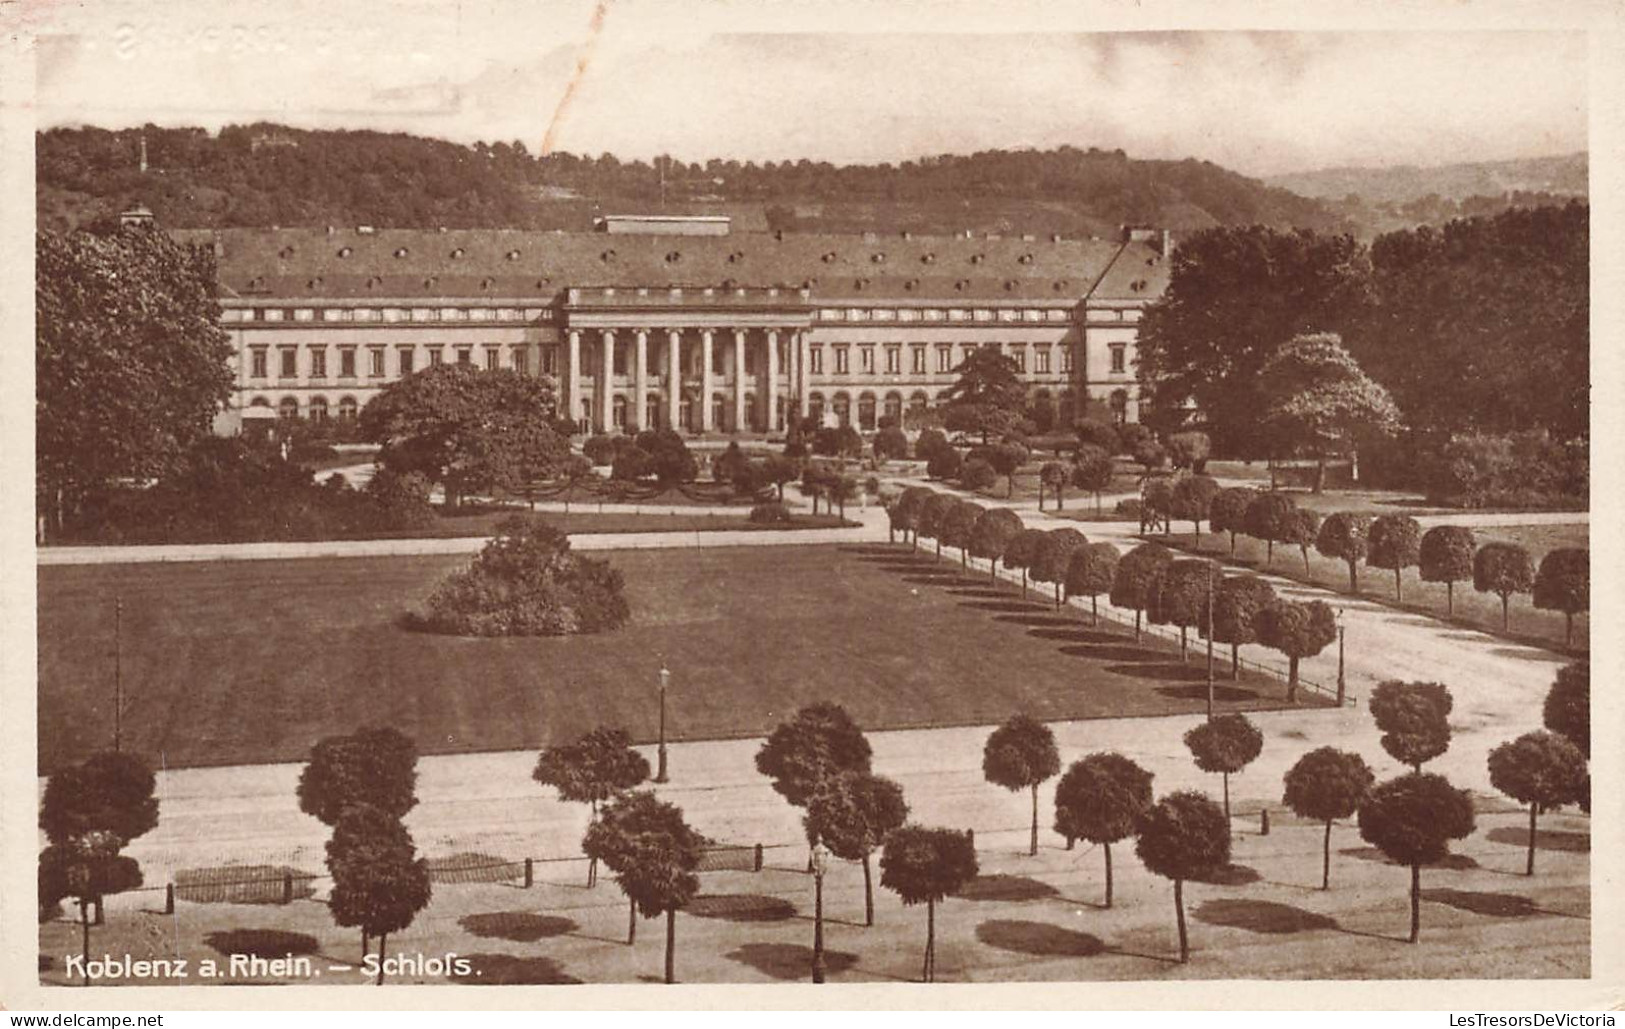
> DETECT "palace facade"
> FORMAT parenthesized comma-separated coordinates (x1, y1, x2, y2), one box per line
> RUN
(176, 216, 1170, 436)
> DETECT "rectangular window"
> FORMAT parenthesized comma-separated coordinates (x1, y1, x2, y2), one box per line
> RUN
(541, 346, 556, 376)
(369, 348, 386, 377)
(310, 349, 328, 378)
(810, 347, 824, 375)
(1035, 348, 1051, 374)
(860, 347, 875, 374)
(1111, 344, 1127, 373)
(835, 347, 850, 375)
(484, 348, 500, 371)
(279, 348, 297, 378)
(429, 348, 444, 366)
(937, 346, 953, 373)
(339, 348, 356, 377)
(514, 348, 530, 375)
(250, 349, 268, 378)
(1061, 347, 1073, 374)
(886, 347, 901, 374)
(456, 348, 472, 366)
(962, 345, 977, 366)
(912, 346, 926, 374)
(399, 349, 416, 376)
(1012, 348, 1026, 373)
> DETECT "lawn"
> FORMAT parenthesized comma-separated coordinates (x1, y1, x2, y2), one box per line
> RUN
(1156, 521, 1589, 655)
(415, 508, 854, 538)
(37, 545, 1318, 774)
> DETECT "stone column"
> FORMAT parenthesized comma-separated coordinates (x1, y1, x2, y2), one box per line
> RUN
(797, 331, 812, 423)
(765, 329, 781, 432)
(632, 329, 649, 431)
(566, 330, 582, 432)
(700, 329, 715, 433)
(665, 329, 682, 431)
(597, 329, 615, 434)
(732, 328, 747, 433)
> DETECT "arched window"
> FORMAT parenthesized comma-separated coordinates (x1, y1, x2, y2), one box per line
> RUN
(909, 390, 930, 414)
(807, 392, 825, 426)
(249, 396, 272, 408)
(712, 393, 728, 432)
(278, 397, 300, 420)
(883, 392, 903, 424)
(857, 392, 877, 431)
(745, 393, 758, 432)
(832, 392, 852, 428)
(338, 396, 359, 421)
(646, 394, 661, 430)
(612, 395, 628, 429)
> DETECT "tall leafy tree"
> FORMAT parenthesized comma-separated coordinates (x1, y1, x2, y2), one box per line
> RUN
(1473, 542, 1536, 631)
(1543, 662, 1589, 759)
(1211, 576, 1277, 680)
(1183, 714, 1263, 823)
(1419, 525, 1477, 615)
(987, 441, 1030, 498)
(1071, 444, 1117, 514)
(890, 486, 934, 548)
(582, 791, 703, 982)
(982, 715, 1062, 856)
(1002, 527, 1049, 597)
(326, 804, 433, 982)
(1243, 492, 1298, 567)
(1154, 558, 1220, 660)
(1281, 748, 1374, 889)
(941, 500, 987, 572)
(1533, 548, 1589, 647)
(1110, 542, 1174, 638)
(916, 492, 958, 558)
(1030, 528, 1089, 609)
(360, 363, 570, 508)
(1170, 475, 1220, 543)
(1316, 512, 1372, 593)
(1209, 487, 1260, 557)
(296, 727, 418, 827)
(1367, 515, 1422, 601)
(755, 702, 873, 808)
(804, 772, 909, 926)
(1065, 542, 1121, 626)
(940, 347, 1028, 444)
(1487, 731, 1588, 876)
(39, 834, 143, 985)
(1052, 753, 1154, 907)
(533, 727, 651, 886)
(1368, 681, 1454, 772)
(1259, 333, 1401, 492)
(968, 508, 1024, 582)
(1136, 226, 1372, 455)
(879, 825, 979, 982)
(1135, 791, 1232, 963)
(1255, 599, 1337, 702)
(36, 226, 233, 533)
(1356, 773, 1476, 943)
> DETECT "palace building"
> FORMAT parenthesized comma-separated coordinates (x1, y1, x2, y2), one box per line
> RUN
(175, 217, 1170, 436)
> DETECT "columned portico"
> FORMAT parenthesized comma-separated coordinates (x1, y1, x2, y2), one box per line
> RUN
(797, 330, 811, 423)
(732, 329, 747, 433)
(596, 329, 615, 433)
(632, 329, 649, 431)
(665, 329, 682, 430)
(765, 329, 780, 432)
(700, 330, 716, 432)
(566, 330, 583, 432)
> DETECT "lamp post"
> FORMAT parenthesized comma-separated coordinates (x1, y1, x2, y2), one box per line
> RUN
(1336, 610, 1347, 707)
(655, 666, 670, 783)
(810, 838, 831, 984)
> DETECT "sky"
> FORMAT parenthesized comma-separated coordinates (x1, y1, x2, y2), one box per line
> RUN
(23, 0, 1591, 178)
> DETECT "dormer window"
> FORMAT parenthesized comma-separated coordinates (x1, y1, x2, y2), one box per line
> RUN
(307, 277, 324, 290)
(601, 249, 616, 262)
(727, 251, 744, 263)
(904, 279, 919, 291)
(337, 246, 353, 258)
(821, 252, 837, 263)
(366, 276, 381, 289)
(665, 251, 681, 263)
(394, 247, 409, 258)
(955, 280, 968, 291)
(970, 253, 985, 264)
(921, 253, 936, 264)
(279, 246, 295, 259)
(854, 278, 870, 291)
(480, 277, 495, 290)
(535, 277, 551, 289)
(1004, 280, 1017, 291)
(424, 277, 438, 290)
(871, 252, 886, 264)
(506, 249, 522, 261)
(450, 247, 466, 259)
(1018, 253, 1034, 265)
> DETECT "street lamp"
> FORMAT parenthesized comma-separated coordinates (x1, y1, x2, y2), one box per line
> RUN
(1336, 609, 1347, 707)
(810, 837, 831, 984)
(655, 666, 670, 783)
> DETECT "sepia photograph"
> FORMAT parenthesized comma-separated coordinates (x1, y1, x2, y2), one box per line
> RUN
(4, 0, 1615, 1010)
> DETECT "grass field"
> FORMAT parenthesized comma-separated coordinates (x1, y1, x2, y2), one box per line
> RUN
(416, 508, 854, 538)
(1160, 522, 1589, 655)
(37, 544, 1320, 774)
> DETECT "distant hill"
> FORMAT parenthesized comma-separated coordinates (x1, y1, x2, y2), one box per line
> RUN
(37, 123, 1350, 236)
(1265, 152, 1587, 204)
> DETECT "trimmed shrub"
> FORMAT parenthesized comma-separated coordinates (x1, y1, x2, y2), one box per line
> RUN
(1473, 542, 1535, 631)
(1419, 525, 1477, 615)
(1533, 548, 1588, 647)
(874, 426, 910, 461)
(1316, 512, 1372, 593)
(1166, 431, 1212, 472)
(1244, 492, 1298, 566)
(748, 502, 792, 524)
(1367, 514, 1422, 601)
(926, 447, 963, 481)
(1075, 419, 1122, 455)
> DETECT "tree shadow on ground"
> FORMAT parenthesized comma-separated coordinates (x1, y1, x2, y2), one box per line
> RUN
(1105, 662, 1209, 683)
(837, 545, 907, 558)
(954, 874, 1060, 902)
(902, 574, 967, 587)
(1340, 847, 1479, 872)
(975, 919, 1106, 957)
(1493, 648, 1576, 663)
(1485, 826, 1589, 853)
(449, 954, 582, 985)
(996, 615, 1079, 630)
(949, 587, 1014, 600)
(1191, 899, 1337, 935)
(1027, 627, 1099, 644)
(964, 600, 1051, 615)
(725, 943, 859, 981)
(458, 913, 578, 942)
(687, 894, 797, 922)
(1059, 644, 1169, 664)
(203, 929, 321, 960)
(1157, 684, 1265, 704)
(1419, 888, 1544, 919)
(1189, 863, 1263, 887)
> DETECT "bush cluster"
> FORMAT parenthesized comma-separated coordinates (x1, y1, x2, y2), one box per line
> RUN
(1426, 432, 1587, 509)
(748, 501, 792, 524)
